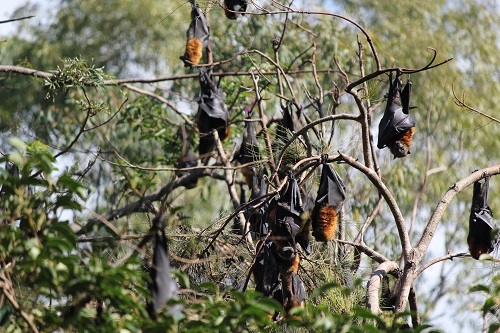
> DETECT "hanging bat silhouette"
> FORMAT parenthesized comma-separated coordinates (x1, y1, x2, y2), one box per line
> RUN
(247, 174, 269, 235)
(147, 231, 180, 318)
(268, 172, 310, 257)
(223, 0, 247, 20)
(377, 74, 416, 158)
(196, 68, 230, 156)
(180, 2, 210, 67)
(236, 119, 261, 187)
(276, 103, 295, 142)
(253, 240, 281, 298)
(311, 158, 346, 242)
(467, 176, 495, 259)
(175, 125, 198, 189)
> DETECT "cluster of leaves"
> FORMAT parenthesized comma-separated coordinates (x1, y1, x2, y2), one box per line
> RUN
(44, 57, 108, 100)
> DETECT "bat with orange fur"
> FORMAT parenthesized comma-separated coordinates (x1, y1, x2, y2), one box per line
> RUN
(311, 157, 346, 242)
(180, 2, 210, 67)
(377, 74, 416, 158)
(467, 176, 495, 259)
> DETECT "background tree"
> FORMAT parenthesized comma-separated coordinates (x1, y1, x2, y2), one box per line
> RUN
(0, 0, 498, 332)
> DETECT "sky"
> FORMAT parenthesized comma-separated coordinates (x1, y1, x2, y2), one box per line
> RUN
(0, 0, 47, 36)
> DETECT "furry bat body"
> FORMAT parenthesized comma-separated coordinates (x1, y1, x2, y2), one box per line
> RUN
(180, 2, 210, 67)
(311, 160, 346, 242)
(378, 75, 416, 158)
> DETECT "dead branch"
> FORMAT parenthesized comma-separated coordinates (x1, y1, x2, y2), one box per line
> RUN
(452, 80, 500, 123)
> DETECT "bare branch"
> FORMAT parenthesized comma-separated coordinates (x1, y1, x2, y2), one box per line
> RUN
(452, 80, 500, 123)
(415, 252, 468, 277)
(345, 48, 453, 93)
(0, 16, 35, 25)
(366, 261, 400, 315)
(338, 152, 412, 261)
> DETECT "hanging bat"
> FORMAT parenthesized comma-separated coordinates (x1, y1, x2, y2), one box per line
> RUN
(311, 159, 346, 242)
(275, 103, 295, 143)
(278, 252, 305, 312)
(236, 119, 261, 187)
(247, 174, 269, 236)
(147, 231, 180, 318)
(196, 68, 230, 156)
(281, 272, 306, 312)
(268, 172, 310, 258)
(377, 74, 416, 158)
(467, 176, 495, 259)
(180, 2, 210, 67)
(253, 240, 281, 298)
(223, 0, 247, 20)
(175, 125, 198, 189)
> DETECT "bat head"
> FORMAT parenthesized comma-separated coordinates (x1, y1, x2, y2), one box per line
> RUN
(389, 140, 410, 158)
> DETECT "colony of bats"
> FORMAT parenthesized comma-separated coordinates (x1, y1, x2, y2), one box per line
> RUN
(138, 0, 497, 319)
(0, 0, 495, 326)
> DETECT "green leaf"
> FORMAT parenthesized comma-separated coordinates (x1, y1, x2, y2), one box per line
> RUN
(9, 138, 26, 154)
(7, 153, 24, 169)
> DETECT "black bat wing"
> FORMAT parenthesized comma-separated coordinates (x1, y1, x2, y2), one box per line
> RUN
(316, 163, 346, 211)
(275, 174, 311, 253)
(198, 69, 229, 123)
(276, 103, 295, 141)
(377, 77, 416, 149)
(291, 273, 306, 304)
(248, 175, 270, 236)
(238, 120, 260, 165)
(470, 177, 494, 229)
(148, 232, 178, 317)
(401, 76, 412, 114)
(468, 177, 496, 258)
(187, 3, 210, 47)
(280, 175, 303, 217)
(254, 240, 280, 297)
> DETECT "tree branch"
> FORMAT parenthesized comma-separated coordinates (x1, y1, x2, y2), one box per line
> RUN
(452, 80, 500, 123)
(366, 261, 400, 315)
(338, 152, 412, 261)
